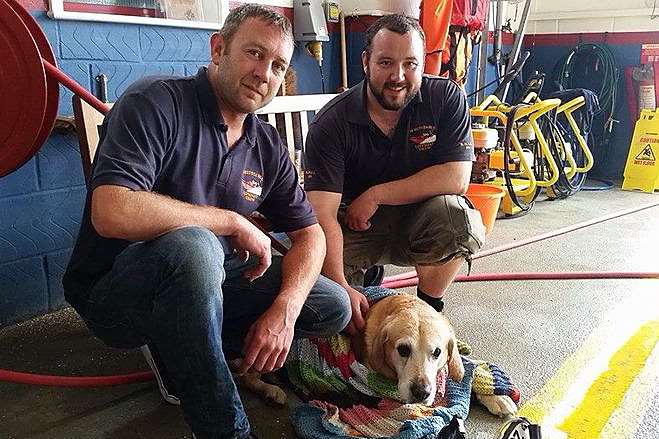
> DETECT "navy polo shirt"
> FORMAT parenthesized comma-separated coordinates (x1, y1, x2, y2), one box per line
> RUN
(303, 76, 474, 203)
(64, 68, 316, 307)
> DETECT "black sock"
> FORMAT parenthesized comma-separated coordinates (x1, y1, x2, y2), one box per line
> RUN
(417, 288, 444, 312)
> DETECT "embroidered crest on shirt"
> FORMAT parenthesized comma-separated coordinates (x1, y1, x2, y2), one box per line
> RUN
(409, 125, 437, 151)
(242, 170, 263, 202)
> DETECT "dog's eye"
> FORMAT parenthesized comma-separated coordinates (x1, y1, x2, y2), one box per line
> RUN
(432, 348, 441, 358)
(397, 345, 411, 357)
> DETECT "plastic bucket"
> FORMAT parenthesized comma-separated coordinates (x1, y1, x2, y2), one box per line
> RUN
(465, 183, 506, 234)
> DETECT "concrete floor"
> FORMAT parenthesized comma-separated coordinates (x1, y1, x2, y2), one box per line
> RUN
(1, 186, 658, 439)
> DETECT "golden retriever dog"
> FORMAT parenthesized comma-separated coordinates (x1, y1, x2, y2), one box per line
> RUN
(229, 358, 288, 405)
(233, 293, 516, 416)
(362, 294, 464, 405)
(363, 294, 517, 416)
(232, 293, 462, 407)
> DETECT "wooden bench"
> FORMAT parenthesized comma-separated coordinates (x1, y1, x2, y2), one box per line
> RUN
(72, 93, 337, 185)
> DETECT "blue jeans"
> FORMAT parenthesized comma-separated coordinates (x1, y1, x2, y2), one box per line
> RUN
(80, 226, 351, 439)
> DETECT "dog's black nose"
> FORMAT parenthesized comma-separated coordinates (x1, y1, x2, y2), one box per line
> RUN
(410, 383, 431, 402)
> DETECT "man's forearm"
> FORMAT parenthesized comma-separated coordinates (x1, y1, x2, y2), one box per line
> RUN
(92, 185, 240, 241)
(274, 224, 327, 320)
(317, 217, 351, 288)
(369, 162, 471, 206)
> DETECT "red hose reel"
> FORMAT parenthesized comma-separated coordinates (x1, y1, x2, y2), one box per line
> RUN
(0, 0, 109, 177)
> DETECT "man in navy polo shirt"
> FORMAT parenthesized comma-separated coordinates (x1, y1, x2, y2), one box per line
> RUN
(63, 4, 350, 438)
(304, 14, 485, 335)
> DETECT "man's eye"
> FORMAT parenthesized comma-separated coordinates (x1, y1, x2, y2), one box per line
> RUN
(273, 63, 286, 73)
(406, 62, 419, 70)
(379, 60, 391, 66)
(397, 345, 411, 357)
(432, 348, 441, 359)
(247, 49, 261, 59)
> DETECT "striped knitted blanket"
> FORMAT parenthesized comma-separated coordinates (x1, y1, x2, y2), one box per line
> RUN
(287, 287, 519, 439)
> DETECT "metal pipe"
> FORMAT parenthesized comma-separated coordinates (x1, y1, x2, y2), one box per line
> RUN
(502, 0, 533, 102)
(43, 59, 110, 115)
(493, 0, 505, 77)
(340, 11, 348, 90)
(476, 3, 491, 105)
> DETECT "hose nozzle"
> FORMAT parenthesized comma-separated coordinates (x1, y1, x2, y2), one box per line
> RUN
(306, 41, 323, 66)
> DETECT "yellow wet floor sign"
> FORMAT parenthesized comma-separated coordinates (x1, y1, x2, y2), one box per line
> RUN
(623, 108, 659, 193)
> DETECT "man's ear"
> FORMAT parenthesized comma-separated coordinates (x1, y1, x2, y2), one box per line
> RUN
(210, 32, 226, 65)
(361, 50, 369, 75)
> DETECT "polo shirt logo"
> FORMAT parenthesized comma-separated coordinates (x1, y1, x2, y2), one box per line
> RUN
(241, 170, 263, 202)
(409, 125, 437, 151)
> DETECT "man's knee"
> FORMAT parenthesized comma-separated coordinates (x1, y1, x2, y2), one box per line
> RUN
(406, 195, 485, 261)
(159, 226, 226, 267)
(304, 277, 351, 337)
(154, 226, 227, 302)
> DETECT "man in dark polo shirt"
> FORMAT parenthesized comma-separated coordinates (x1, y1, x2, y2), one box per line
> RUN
(304, 14, 485, 335)
(63, 5, 350, 439)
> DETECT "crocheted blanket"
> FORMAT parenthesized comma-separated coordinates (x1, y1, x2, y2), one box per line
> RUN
(286, 287, 519, 439)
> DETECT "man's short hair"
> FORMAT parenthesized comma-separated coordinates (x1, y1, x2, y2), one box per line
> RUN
(220, 3, 293, 45)
(363, 14, 426, 56)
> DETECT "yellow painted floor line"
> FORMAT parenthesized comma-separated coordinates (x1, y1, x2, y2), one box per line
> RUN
(558, 320, 659, 438)
(518, 312, 655, 425)
(600, 342, 659, 438)
(516, 292, 659, 438)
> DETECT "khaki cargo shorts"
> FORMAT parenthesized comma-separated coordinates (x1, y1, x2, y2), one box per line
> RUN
(339, 194, 486, 286)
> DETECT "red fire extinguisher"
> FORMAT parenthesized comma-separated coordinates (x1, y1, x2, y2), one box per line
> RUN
(626, 65, 657, 121)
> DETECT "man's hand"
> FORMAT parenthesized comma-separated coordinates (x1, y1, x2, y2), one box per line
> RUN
(346, 190, 379, 231)
(344, 286, 369, 336)
(238, 303, 295, 374)
(228, 215, 272, 282)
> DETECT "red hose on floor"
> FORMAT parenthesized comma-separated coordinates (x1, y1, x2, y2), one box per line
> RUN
(2, 269, 657, 387)
(2, 202, 658, 387)
(0, 368, 153, 387)
(381, 271, 659, 289)
(382, 200, 659, 284)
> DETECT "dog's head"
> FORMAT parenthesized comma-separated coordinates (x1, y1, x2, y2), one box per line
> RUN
(363, 294, 464, 405)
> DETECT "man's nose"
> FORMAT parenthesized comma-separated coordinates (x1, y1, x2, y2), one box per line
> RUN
(390, 64, 405, 82)
(410, 382, 431, 402)
(253, 61, 271, 83)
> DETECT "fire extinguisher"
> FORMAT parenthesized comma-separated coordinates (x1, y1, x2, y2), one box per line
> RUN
(633, 65, 656, 113)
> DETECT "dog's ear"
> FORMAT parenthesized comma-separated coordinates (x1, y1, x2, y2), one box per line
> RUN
(368, 316, 397, 379)
(447, 335, 465, 382)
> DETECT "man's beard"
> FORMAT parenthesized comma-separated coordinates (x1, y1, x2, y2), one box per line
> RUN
(366, 71, 417, 111)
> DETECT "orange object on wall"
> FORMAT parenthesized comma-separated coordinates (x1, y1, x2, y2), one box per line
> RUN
(421, 0, 453, 75)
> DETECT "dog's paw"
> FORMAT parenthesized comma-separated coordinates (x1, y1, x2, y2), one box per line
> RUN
(263, 384, 287, 405)
(475, 394, 518, 417)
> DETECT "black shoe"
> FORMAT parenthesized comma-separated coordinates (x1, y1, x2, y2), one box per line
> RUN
(363, 265, 385, 287)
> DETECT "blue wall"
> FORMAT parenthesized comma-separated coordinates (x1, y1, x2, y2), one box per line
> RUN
(0, 11, 333, 326)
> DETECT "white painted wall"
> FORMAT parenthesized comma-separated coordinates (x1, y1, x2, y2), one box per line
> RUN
(333, 0, 658, 33)
(507, 0, 659, 34)
(339, 0, 421, 18)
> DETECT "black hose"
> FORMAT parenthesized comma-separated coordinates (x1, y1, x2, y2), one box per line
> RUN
(551, 43, 620, 153)
(502, 104, 537, 215)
